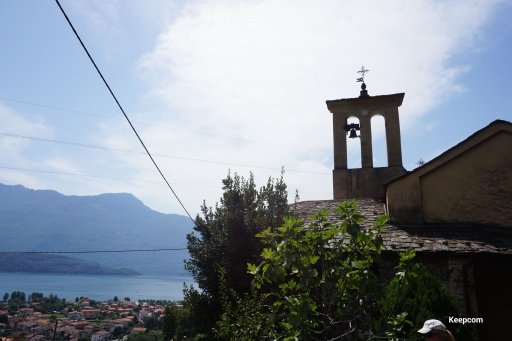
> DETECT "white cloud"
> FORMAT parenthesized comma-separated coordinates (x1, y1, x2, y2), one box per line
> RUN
(0, 103, 54, 188)
(5, 1, 498, 215)
(0, 104, 52, 157)
(68, 0, 121, 38)
(108, 0, 500, 214)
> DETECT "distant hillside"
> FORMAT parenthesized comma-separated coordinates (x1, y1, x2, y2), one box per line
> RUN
(0, 253, 141, 276)
(0, 183, 194, 275)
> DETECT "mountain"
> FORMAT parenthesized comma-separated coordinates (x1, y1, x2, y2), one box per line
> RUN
(0, 183, 194, 275)
(0, 253, 141, 276)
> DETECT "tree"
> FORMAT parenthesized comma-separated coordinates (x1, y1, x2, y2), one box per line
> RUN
(184, 171, 289, 338)
(9, 291, 26, 311)
(162, 306, 176, 340)
(374, 252, 470, 340)
(2, 293, 8, 301)
(143, 315, 161, 330)
(113, 296, 119, 302)
(127, 332, 163, 341)
(244, 201, 386, 340)
(111, 325, 125, 338)
(10, 291, 26, 303)
(31, 292, 44, 302)
(217, 201, 462, 340)
(34, 294, 67, 314)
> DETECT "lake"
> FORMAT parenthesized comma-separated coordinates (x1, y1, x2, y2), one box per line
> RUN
(0, 272, 194, 301)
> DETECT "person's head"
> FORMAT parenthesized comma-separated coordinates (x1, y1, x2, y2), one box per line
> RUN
(418, 319, 455, 341)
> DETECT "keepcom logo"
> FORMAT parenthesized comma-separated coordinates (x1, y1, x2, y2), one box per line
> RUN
(448, 317, 484, 325)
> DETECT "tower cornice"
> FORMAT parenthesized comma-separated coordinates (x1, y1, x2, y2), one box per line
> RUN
(326, 93, 405, 113)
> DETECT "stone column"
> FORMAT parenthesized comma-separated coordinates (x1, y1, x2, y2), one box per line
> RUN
(333, 112, 348, 169)
(384, 107, 403, 167)
(359, 114, 373, 168)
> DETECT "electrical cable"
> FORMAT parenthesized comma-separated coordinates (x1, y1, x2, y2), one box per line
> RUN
(0, 132, 331, 175)
(0, 165, 219, 188)
(54, 0, 195, 225)
(0, 248, 187, 254)
(0, 96, 106, 119)
(0, 165, 160, 183)
(0, 95, 329, 154)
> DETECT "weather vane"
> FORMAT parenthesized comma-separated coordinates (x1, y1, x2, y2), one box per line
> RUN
(356, 66, 370, 97)
(356, 66, 369, 83)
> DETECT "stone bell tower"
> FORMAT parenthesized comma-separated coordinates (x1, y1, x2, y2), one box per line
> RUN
(326, 67, 407, 199)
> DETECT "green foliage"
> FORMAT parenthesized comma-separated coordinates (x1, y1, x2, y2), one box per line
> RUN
(10, 291, 26, 303)
(34, 294, 67, 314)
(384, 312, 413, 341)
(30, 292, 44, 302)
(243, 201, 386, 340)
(143, 315, 162, 330)
(215, 292, 275, 340)
(374, 253, 464, 340)
(184, 171, 289, 338)
(180, 285, 216, 339)
(138, 299, 175, 306)
(162, 306, 176, 340)
(216, 201, 463, 341)
(2, 293, 8, 301)
(111, 325, 128, 338)
(113, 296, 119, 302)
(127, 331, 163, 341)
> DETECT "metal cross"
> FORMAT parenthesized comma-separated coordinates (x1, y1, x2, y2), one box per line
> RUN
(356, 66, 369, 82)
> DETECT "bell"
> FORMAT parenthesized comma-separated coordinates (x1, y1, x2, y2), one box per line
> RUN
(348, 128, 359, 139)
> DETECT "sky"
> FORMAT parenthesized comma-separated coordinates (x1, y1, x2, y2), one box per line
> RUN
(1, 0, 511, 218)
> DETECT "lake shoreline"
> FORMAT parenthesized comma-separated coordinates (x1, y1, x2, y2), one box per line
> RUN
(0, 272, 194, 301)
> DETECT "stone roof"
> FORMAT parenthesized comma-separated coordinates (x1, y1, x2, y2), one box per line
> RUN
(291, 200, 512, 255)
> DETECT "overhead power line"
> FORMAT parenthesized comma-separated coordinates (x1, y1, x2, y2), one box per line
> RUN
(0, 165, 160, 183)
(0, 165, 219, 189)
(54, 0, 195, 224)
(0, 132, 331, 175)
(0, 248, 187, 254)
(1, 132, 138, 154)
(0, 96, 329, 155)
(0, 96, 106, 119)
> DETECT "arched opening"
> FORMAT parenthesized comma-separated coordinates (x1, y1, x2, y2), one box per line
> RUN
(346, 116, 361, 169)
(371, 114, 388, 167)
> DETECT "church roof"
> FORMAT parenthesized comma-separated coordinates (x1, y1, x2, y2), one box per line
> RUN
(291, 199, 512, 255)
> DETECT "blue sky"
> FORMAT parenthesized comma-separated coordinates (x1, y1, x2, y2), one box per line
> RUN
(1, 0, 511, 216)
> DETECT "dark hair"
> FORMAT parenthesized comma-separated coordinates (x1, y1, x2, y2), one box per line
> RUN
(426, 329, 455, 341)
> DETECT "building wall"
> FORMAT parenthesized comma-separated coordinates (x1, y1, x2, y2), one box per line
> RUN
(421, 131, 512, 226)
(387, 123, 512, 226)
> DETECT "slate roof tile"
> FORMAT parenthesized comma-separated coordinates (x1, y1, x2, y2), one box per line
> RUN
(291, 199, 512, 255)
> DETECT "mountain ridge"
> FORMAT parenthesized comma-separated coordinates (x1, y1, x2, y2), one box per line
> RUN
(0, 183, 194, 275)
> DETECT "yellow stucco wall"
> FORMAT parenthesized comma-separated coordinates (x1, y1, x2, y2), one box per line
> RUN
(387, 122, 512, 227)
(420, 131, 512, 226)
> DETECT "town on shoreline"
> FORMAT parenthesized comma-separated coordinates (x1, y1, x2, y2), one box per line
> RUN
(0, 291, 178, 341)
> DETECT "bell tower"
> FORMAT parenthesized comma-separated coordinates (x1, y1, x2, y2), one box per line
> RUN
(326, 67, 407, 199)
